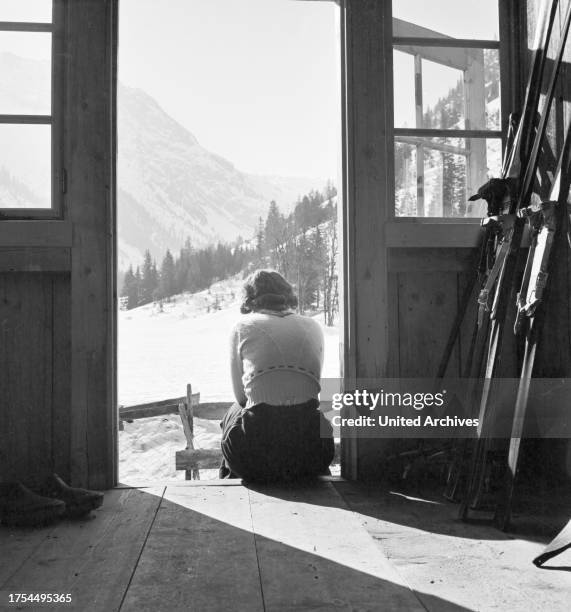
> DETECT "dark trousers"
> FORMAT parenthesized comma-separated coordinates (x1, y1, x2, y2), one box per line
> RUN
(219, 399, 335, 483)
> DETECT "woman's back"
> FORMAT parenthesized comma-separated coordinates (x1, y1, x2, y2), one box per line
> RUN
(231, 310, 324, 408)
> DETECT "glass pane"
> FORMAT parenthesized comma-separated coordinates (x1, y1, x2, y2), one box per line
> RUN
(392, 0, 499, 40)
(393, 50, 416, 129)
(395, 137, 502, 217)
(0, 124, 51, 208)
(0, 32, 51, 114)
(0, 0, 52, 22)
(393, 46, 500, 131)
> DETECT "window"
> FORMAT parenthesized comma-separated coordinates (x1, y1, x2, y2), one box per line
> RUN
(0, 1, 60, 217)
(392, 0, 503, 218)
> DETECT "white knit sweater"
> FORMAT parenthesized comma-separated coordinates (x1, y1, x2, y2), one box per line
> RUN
(229, 310, 324, 408)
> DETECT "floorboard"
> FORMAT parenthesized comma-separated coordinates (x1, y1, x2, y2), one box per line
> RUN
(1, 487, 164, 612)
(333, 481, 571, 612)
(2, 481, 570, 612)
(248, 481, 425, 611)
(120, 485, 264, 612)
(0, 524, 56, 587)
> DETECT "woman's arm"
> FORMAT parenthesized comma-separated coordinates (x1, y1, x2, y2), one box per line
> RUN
(229, 326, 247, 407)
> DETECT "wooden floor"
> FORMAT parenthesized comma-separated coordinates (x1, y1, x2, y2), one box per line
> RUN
(1, 479, 570, 611)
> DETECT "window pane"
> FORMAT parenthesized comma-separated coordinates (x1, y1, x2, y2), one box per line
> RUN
(0, 32, 51, 114)
(392, 1, 499, 40)
(0, 124, 51, 208)
(395, 137, 502, 217)
(393, 50, 416, 129)
(393, 46, 500, 131)
(0, 0, 52, 22)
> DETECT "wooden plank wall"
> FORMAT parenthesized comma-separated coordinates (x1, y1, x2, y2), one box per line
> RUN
(0, 272, 71, 485)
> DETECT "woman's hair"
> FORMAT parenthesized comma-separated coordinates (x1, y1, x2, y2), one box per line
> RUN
(240, 269, 298, 314)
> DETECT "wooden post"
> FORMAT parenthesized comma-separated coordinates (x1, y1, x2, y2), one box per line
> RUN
(414, 53, 425, 216)
(342, 0, 392, 479)
(178, 384, 200, 480)
(464, 50, 487, 212)
(68, 0, 118, 489)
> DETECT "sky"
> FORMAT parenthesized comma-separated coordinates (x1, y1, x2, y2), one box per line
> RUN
(118, 0, 341, 180)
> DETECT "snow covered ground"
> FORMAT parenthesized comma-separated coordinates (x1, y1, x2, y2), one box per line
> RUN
(118, 276, 340, 483)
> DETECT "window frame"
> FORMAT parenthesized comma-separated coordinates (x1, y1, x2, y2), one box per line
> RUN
(0, 0, 64, 220)
(387, 0, 518, 240)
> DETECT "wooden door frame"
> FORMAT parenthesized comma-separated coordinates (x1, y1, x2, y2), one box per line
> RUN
(68, 0, 118, 489)
(84, 0, 518, 485)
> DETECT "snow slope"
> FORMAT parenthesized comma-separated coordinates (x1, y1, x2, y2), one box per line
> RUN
(118, 276, 340, 483)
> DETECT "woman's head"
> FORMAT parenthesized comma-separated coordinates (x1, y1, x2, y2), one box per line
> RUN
(240, 269, 298, 314)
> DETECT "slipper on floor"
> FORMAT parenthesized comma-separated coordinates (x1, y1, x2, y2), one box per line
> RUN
(0, 482, 65, 527)
(38, 474, 104, 519)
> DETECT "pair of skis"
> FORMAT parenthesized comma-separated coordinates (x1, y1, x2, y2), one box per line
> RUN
(457, 0, 571, 522)
(494, 125, 571, 529)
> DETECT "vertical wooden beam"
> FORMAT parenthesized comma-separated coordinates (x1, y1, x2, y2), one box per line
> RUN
(414, 54, 425, 216)
(342, 0, 391, 479)
(68, 0, 117, 489)
(499, 0, 524, 135)
(464, 50, 487, 202)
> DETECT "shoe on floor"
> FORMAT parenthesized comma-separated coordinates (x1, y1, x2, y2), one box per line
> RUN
(0, 482, 65, 527)
(39, 474, 104, 519)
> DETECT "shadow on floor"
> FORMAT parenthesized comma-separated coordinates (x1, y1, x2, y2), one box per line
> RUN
(1, 485, 475, 612)
(245, 478, 571, 545)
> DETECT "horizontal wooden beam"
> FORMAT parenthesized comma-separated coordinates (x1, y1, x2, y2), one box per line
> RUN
(0, 221, 72, 247)
(119, 393, 199, 420)
(0, 115, 51, 124)
(119, 397, 232, 421)
(394, 128, 502, 139)
(386, 221, 531, 248)
(395, 135, 468, 156)
(386, 221, 482, 247)
(0, 22, 52, 32)
(176, 448, 223, 471)
(0, 247, 70, 272)
(393, 37, 499, 49)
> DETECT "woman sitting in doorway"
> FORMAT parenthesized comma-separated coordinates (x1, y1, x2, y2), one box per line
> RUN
(219, 269, 334, 482)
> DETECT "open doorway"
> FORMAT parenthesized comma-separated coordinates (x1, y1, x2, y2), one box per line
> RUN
(116, 0, 342, 483)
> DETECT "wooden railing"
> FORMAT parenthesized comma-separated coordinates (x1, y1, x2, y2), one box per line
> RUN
(119, 396, 231, 421)
(120, 387, 340, 479)
(119, 385, 231, 478)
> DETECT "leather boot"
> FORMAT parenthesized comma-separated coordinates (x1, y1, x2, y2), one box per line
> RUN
(38, 474, 104, 518)
(0, 482, 65, 527)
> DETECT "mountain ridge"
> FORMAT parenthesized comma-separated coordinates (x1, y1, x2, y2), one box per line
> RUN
(0, 53, 327, 268)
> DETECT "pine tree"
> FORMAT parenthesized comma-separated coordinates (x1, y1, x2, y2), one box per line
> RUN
(265, 201, 287, 271)
(255, 216, 265, 262)
(140, 250, 158, 305)
(134, 266, 142, 306)
(121, 265, 139, 310)
(159, 249, 177, 300)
